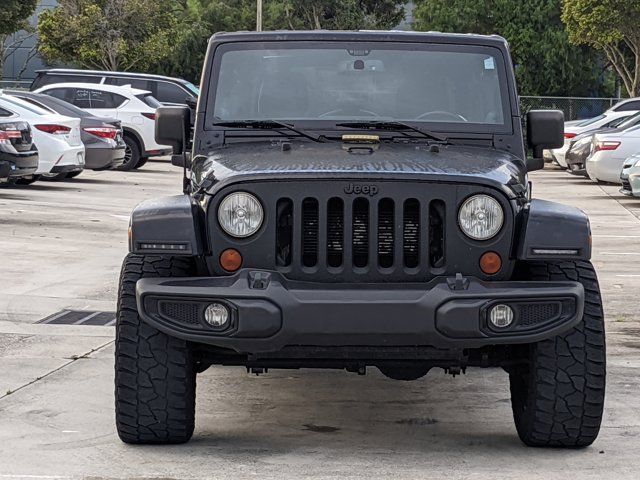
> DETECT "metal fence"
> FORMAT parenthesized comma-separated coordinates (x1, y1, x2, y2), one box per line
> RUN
(520, 96, 620, 121)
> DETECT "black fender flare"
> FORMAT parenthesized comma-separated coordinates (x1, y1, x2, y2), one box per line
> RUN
(129, 194, 203, 256)
(517, 199, 591, 261)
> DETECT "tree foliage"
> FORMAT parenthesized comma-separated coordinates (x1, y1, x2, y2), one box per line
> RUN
(413, 0, 609, 96)
(562, 0, 640, 96)
(38, 0, 179, 71)
(0, 0, 38, 36)
(160, 0, 407, 82)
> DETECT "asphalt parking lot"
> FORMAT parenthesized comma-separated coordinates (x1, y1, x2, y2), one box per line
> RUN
(1, 161, 640, 480)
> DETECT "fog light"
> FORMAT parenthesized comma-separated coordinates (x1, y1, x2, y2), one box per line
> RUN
(204, 303, 229, 327)
(489, 304, 514, 328)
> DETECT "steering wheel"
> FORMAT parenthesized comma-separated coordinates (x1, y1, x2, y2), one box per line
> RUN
(318, 108, 382, 118)
(416, 111, 468, 122)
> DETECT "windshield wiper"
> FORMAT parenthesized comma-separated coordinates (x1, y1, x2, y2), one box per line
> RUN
(335, 121, 448, 143)
(213, 119, 325, 143)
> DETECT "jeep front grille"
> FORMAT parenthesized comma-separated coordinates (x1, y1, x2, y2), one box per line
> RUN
(209, 180, 514, 283)
(275, 196, 446, 272)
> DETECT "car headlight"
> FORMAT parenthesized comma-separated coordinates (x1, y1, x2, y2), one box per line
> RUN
(218, 192, 264, 238)
(635, 157, 640, 167)
(458, 194, 504, 240)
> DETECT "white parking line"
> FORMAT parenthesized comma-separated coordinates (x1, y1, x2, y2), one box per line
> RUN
(617, 275, 640, 277)
(39, 310, 70, 324)
(73, 311, 102, 325)
(600, 252, 640, 255)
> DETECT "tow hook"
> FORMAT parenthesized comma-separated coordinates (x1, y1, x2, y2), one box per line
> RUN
(446, 273, 470, 291)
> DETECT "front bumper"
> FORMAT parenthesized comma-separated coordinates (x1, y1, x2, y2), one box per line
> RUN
(136, 270, 584, 355)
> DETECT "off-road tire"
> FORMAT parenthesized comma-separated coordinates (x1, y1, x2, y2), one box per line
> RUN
(510, 260, 606, 447)
(115, 254, 197, 444)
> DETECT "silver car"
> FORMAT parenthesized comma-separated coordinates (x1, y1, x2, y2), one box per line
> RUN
(620, 152, 640, 196)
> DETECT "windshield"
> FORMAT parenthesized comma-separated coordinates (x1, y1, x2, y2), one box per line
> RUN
(184, 81, 200, 96)
(210, 42, 510, 131)
(577, 115, 605, 127)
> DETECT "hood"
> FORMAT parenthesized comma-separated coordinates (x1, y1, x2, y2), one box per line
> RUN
(192, 141, 526, 197)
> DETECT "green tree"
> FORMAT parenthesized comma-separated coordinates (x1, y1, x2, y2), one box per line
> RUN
(38, 0, 180, 72)
(0, 0, 38, 80)
(413, 0, 609, 97)
(262, 0, 406, 30)
(562, 0, 640, 96)
(161, 0, 408, 82)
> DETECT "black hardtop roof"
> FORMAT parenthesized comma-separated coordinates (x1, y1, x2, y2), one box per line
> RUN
(34, 68, 191, 85)
(210, 30, 509, 48)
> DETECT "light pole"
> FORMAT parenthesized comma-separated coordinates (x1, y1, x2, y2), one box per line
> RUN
(256, 0, 263, 32)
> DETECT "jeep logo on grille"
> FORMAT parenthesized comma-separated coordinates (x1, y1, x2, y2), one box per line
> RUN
(344, 183, 379, 196)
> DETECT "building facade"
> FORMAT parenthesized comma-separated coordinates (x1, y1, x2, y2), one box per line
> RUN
(2, 0, 59, 84)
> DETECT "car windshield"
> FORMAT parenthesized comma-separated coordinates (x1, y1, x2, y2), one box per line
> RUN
(184, 81, 200, 96)
(211, 42, 509, 131)
(577, 115, 605, 127)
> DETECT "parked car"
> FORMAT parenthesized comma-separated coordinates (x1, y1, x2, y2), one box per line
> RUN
(586, 125, 640, 183)
(0, 119, 38, 185)
(31, 69, 199, 106)
(605, 97, 640, 113)
(620, 153, 640, 197)
(0, 93, 84, 183)
(565, 111, 640, 176)
(34, 83, 172, 170)
(8, 90, 126, 175)
(548, 111, 637, 167)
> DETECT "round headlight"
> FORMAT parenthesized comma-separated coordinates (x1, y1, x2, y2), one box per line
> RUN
(458, 194, 504, 240)
(218, 192, 264, 238)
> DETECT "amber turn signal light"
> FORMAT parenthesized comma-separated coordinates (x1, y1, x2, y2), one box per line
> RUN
(479, 251, 502, 275)
(220, 248, 243, 272)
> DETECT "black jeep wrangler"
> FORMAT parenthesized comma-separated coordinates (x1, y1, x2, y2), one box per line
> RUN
(115, 31, 605, 447)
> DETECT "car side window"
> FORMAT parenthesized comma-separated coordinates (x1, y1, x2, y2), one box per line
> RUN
(106, 77, 151, 91)
(71, 89, 127, 109)
(614, 100, 640, 112)
(45, 88, 76, 104)
(0, 107, 13, 117)
(156, 81, 189, 104)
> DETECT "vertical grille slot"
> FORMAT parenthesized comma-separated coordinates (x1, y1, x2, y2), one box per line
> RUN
(429, 200, 445, 268)
(378, 198, 394, 268)
(301, 198, 319, 267)
(352, 198, 369, 268)
(327, 197, 344, 268)
(275, 198, 293, 267)
(403, 199, 420, 268)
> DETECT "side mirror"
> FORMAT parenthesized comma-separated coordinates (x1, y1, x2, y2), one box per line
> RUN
(155, 106, 190, 155)
(526, 110, 564, 171)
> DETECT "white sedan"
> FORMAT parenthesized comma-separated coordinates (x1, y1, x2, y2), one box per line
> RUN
(0, 93, 84, 182)
(586, 126, 640, 184)
(35, 83, 171, 170)
(549, 111, 637, 168)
